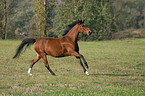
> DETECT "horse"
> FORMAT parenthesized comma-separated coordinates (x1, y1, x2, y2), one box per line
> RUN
(13, 20, 92, 76)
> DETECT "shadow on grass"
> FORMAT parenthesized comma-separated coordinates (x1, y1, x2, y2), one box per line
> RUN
(90, 74, 145, 76)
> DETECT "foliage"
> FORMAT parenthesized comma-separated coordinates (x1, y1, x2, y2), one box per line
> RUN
(0, 0, 18, 39)
(111, 0, 145, 30)
(52, 0, 92, 37)
(90, 1, 117, 40)
(32, 0, 57, 38)
(0, 0, 33, 39)
(52, 0, 117, 40)
(8, 0, 33, 39)
(0, 0, 145, 40)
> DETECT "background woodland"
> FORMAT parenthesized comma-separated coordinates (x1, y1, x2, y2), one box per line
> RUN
(0, 0, 145, 40)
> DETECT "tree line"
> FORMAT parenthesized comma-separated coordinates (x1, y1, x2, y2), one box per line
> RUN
(0, 0, 145, 40)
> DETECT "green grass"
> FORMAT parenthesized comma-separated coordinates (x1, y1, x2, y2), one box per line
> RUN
(0, 39, 145, 96)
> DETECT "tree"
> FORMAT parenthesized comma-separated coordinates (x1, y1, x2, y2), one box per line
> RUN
(52, 0, 117, 40)
(111, 0, 145, 30)
(33, 0, 57, 38)
(0, 0, 18, 39)
(94, 1, 117, 40)
(7, 0, 34, 39)
(52, 0, 92, 37)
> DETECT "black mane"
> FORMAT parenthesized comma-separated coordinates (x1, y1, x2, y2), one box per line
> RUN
(62, 20, 84, 36)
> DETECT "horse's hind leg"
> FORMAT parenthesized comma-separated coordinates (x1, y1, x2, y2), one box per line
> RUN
(28, 55, 41, 76)
(80, 54, 89, 69)
(40, 53, 56, 76)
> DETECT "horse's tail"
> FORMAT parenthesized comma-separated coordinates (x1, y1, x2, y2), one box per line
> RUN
(13, 38, 36, 59)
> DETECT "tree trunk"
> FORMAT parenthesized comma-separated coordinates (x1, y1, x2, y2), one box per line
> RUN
(44, 0, 47, 37)
(2, 0, 7, 40)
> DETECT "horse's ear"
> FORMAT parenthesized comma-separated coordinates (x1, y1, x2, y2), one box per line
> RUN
(77, 19, 84, 24)
(82, 19, 85, 23)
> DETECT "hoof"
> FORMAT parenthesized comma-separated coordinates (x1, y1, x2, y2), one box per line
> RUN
(28, 73, 32, 76)
(52, 74, 56, 76)
(85, 71, 89, 75)
(51, 73, 56, 76)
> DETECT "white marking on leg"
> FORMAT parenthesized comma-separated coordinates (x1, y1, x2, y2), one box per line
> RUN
(85, 71, 89, 75)
(28, 68, 31, 73)
(28, 68, 32, 76)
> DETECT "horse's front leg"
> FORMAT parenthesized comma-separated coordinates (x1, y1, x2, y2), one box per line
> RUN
(69, 49, 89, 75)
(76, 56, 89, 75)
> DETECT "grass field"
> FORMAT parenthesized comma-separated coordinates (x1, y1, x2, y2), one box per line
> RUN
(0, 39, 145, 96)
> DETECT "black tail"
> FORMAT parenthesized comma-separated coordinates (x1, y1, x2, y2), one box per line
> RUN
(13, 38, 36, 59)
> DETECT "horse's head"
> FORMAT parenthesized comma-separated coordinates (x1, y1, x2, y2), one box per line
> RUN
(77, 20, 92, 35)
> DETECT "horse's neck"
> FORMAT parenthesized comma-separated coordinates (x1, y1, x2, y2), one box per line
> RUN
(65, 25, 79, 42)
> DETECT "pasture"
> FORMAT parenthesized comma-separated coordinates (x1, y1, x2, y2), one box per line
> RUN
(0, 39, 145, 96)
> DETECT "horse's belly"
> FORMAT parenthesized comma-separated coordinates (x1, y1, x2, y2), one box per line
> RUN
(45, 44, 65, 57)
(47, 50, 64, 57)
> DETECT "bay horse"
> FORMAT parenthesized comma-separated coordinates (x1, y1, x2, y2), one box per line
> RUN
(13, 20, 92, 76)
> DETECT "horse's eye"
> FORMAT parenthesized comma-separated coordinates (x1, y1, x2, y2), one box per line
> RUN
(82, 25, 85, 27)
